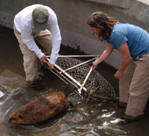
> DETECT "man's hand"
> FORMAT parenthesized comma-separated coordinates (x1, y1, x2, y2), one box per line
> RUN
(40, 55, 54, 69)
(40, 55, 48, 63)
(47, 63, 54, 69)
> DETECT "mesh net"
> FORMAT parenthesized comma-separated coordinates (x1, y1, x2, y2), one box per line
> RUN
(54, 57, 116, 100)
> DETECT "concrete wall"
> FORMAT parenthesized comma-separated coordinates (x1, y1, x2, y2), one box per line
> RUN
(0, 0, 149, 68)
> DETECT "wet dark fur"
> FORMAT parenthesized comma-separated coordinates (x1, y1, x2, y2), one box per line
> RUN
(9, 92, 70, 124)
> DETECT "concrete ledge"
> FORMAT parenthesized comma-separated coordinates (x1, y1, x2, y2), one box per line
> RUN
(0, 0, 149, 69)
(86, 0, 131, 9)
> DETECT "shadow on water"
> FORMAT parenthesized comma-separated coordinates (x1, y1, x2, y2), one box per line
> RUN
(0, 26, 149, 136)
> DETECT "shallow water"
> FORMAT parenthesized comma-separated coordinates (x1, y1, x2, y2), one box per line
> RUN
(0, 26, 149, 136)
(0, 87, 127, 136)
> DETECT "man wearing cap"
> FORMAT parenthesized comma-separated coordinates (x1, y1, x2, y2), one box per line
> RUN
(13, 4, 62, 90)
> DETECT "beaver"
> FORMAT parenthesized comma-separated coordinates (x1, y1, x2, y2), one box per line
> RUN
(9, 84, 75, 125)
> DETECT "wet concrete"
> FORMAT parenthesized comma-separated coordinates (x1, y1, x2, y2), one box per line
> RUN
(0, 26, 149, 136)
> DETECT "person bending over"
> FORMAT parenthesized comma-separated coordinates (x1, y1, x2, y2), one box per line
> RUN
(88, 11, 149, 122)
(14, 4, 62, 90)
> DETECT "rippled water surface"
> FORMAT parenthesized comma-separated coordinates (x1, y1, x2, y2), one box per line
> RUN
(0, 26, 149, 136)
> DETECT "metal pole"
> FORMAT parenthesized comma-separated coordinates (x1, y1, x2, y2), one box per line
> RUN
(61, 58, 95, 73)
(47, 54, 99, 58)
(78, 67, 93, 94)
(54, 63, 87, 92)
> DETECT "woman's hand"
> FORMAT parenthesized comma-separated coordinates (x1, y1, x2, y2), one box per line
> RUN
(115, 43, 131, 79)
(114, 70, 122, 79)
(92, 61, 99, 70)
(92, 42, 113, 70)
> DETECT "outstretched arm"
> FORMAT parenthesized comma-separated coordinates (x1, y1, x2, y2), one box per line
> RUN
(92, 42, 113, 69)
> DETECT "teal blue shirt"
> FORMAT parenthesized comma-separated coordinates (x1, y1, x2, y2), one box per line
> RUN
(107, 23, 149, 58)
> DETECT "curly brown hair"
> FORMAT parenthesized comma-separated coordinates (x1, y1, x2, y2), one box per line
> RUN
(87, 11, 119, 41)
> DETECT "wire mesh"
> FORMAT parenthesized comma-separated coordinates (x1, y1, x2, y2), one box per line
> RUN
(55, 57, 116, 99)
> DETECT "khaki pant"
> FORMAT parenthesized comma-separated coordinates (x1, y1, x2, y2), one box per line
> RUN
(119, 54, 149, 117)
(14, 25, 52, 82)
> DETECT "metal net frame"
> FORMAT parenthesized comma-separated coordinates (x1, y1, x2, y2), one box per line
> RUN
(47, 55, 117, 101)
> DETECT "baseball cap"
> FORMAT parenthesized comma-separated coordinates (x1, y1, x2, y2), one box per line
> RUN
(32, 6, 49, 34)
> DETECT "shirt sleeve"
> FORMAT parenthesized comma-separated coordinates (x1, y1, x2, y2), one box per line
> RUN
(21, 24, 44, 59)
(48, 15, 62, 64)
(109, 31, 128, 49)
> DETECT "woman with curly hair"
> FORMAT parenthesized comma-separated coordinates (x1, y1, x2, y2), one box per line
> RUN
(88, 11, 149, 122)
